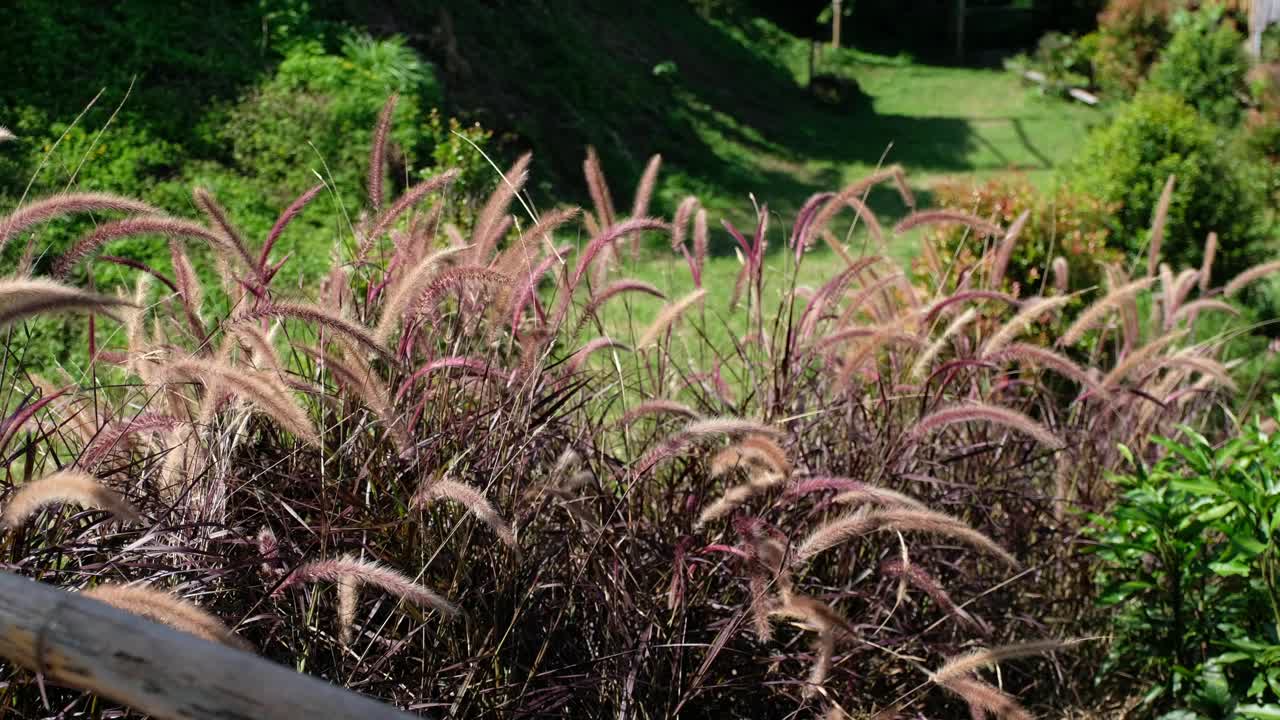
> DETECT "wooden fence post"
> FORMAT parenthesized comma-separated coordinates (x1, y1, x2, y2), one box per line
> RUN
(0, 572, 421, 720)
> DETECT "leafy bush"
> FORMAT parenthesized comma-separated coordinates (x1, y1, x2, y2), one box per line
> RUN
(219, 34, 440, 200)
(1092, 0, 1172, 98)
(1068, 91, 1270, 286)
(1088, 417, 1280, 718)
(1006, 32, 1094, 98)
(927, 174, 1121, 297)
(1147, 9, 1249, 127)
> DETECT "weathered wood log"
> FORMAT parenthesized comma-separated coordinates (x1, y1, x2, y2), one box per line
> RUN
(0, 571, 418, 720)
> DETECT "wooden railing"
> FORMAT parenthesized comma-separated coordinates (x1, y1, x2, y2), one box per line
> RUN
(0, 571, 418, 719)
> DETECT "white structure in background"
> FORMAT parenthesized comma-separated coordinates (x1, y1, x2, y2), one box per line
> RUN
(1251, 0, 1280, 56)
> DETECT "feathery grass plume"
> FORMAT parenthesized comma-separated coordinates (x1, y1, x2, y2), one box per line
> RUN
(0, 386, 71, 455)
(97, 254, 178, 292)
(83, 584, 251, 651)
(0, 192, 156, 252)
(337, 575, 360, 646)
(614, 399, 701, 428)
(980, 295, 1073, 357)
(832, 328, 925, 386)
(893, 209, 1001, 238)
(769, 594, 846, 697)
(375, 246, 468, 343)
(922, 290, 1019, 325)
(164, 359, 321, 447)
(277, 554, 458, 617)
(807, 189, 885, 256)
(989, 210, 1029, 289)
(691, 208, 709, 286)
(231, 322, 285, 377)
(298, 345, 410, 454)
(574, 279, 665, 335)
(633, 416, 783, 475)
(671, 196, 700, 252)
(931, 639, 1071, 685)
(0, 277, 132, 327)
(1200, 231, 1218, 292)
(709, 435, 791, 478)
(0, 126, 13, 143)
(1166, 268, 1200, 328)
(637, 288, 707, 348)
(566, 336, 632, 372)
(1171, 298, 1238, 324)
(361, 170, 460, 251)
(1157, 263, 1176, 329)
(745, 536, 787, 640)
(2, 470, 141, 528)
(1100, 329, 1187, 388)
(830, 483, 927, 510)
(793, 166, 910, 254)
(993, 343, 1111, 400)
(796, 507, 1018, 567)
(234, 301, 389, 360)
(583, 146, 617, 228)
(797, 256, 883, 339)
(911, 308, 977, 380)
(696, 476, 783, 526)
(395, 357, 510, 400)
(414, 265, 511, 317)
(470, 152, 531, 265)
(168, 239, 206, 337)
(261, 183, 324, 271)
(833, 271, 905, 327)
(510, 242, 573, 329)
(680, 415, 778, 438)
(32, 371, 97, 441)
(492, 206, 579, 280)
(1051, 256, 1069, 295)
(1157, 352, 1238, 393)
(79, 412, 176, 471)
(53, 215, 225, 279)
(193, 187, 257, 276)
(786, 476, 911, 501)
(415, 477, 517, 545)
(368, 93, 398, 213)
(1059, 277, 1156, 346)
(567, 217, 670, 291)
(936, 677, 1031, 720)
(880, 559, 982, 630)
(1225, 259, 1280, 297)
(1147, 174, 1176, 277)
(630, 153, 663, 221)
(908, 401, 1063, 450)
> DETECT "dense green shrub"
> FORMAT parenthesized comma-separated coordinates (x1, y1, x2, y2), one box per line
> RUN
(1006, 32, 1093, 98)
(1088, 416, 1280, 718)
(927, 173, 1121, 297)
(1148, 9, 1249, 127)
(1092, 0, 1172, 98)
(1068, 91, 1269, 285)
(220, 34, 440, 200)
